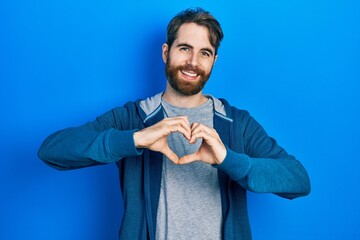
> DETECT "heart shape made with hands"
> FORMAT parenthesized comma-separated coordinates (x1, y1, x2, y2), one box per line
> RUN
(163, 124, 226, 165)
(134, 117, 227, 165)
(166, 130, 202, 159)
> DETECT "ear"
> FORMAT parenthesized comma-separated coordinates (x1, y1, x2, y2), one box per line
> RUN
(162, 43, 169, 63)
(214, 54, 218, 63)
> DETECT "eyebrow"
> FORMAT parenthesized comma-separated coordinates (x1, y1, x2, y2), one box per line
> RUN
(176, 43, 214, 57)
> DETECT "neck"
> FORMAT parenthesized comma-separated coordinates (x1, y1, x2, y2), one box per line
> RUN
(162, 85, 207, 108)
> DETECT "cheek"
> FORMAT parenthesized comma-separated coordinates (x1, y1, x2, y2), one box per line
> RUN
(202, 61, 214, 72)
(169, 54, 188, 65)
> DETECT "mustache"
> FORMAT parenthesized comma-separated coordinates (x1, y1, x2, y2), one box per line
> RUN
(178, 64, 206, 76)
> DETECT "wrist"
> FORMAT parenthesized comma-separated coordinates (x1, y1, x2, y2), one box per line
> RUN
(133, 131, 143, 148)
(216, 146, 227, 164)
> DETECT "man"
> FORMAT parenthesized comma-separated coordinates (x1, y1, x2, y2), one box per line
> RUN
(38, 8, 311, 240)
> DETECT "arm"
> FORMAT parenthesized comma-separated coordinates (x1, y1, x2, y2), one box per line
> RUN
(38, 105, 142, 170)
(178, 109, 310, 199)
(216, 111, 311, 199)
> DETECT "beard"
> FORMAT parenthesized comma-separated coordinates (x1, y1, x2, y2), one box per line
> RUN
(165, 57, 212, 96)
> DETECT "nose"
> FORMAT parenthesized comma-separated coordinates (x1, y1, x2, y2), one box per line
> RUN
(186, 53, 199, 66)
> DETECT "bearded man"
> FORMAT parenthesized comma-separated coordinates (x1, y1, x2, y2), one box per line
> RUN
(38, 8, 311, 240)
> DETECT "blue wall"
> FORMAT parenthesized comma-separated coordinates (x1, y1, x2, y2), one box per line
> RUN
(1, 0, 359, 239)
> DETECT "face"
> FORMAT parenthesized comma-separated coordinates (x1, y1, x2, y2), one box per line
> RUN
(163, 23, 217, 96)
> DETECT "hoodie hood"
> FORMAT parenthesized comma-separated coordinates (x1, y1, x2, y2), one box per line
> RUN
(137, 92, 232, 124)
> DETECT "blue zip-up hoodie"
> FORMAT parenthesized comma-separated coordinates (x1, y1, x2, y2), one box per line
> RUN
(38, 93, 311, 240)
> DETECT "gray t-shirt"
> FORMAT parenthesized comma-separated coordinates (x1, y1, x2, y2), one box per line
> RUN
(155, 98, 222, 240)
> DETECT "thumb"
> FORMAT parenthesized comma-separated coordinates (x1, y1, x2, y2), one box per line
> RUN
(178, 152, 200, 165)
(162, 146, 179, 164)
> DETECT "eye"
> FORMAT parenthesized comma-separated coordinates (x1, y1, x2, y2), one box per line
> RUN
(201, 51, 211, 58)
(180, 47, 190, 52)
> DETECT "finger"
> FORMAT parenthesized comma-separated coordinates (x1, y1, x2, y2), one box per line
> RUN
(153, 118, 191, 140)
(178, 152, 200, 165)
(166, 116, 191, 129)
(192, 130, 221, 148)
(191, 123, 212, 135)
(165, 117, 191, 139)
(190, 122, 201, 131)
(190, 125, 214, 144)
(162, 146, 179, 164)
(190, 131, 209, 145)
(175, 116, 191, 127)
(189, 123, 204, 143)
(190, 131, 227, 164)
(167, 124, 191, 140)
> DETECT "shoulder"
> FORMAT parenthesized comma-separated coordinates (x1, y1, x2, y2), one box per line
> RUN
(111, 92, 163, 118)
(212, 96, 251, 121)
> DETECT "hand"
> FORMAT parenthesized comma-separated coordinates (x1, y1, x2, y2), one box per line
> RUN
(178, 123, 227, 165)
(133, 116, 191, 164)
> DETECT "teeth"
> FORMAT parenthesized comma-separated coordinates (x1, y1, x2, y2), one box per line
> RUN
(181, 70, 198, 77)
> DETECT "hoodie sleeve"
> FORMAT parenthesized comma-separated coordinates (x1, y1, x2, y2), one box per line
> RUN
(215, 110, 311, 199)
(38, 104, 143, 170)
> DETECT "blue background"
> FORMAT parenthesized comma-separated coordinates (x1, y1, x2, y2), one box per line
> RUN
(1, 0, 359, 239)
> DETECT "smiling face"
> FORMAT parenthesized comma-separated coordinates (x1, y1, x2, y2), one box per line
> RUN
(163, 22, 217, 96)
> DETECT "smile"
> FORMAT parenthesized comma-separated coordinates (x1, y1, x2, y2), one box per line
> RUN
(181, 70, 199, 78)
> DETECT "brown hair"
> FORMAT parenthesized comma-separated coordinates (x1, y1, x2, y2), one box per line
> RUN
(166, 8, 224, 55)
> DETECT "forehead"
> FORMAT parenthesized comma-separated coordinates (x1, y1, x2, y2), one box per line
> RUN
(174, 23, 214, 51)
